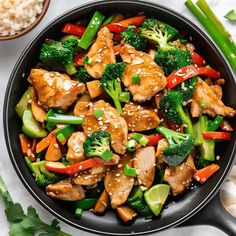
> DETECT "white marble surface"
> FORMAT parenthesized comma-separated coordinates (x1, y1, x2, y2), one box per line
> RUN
(0, 0, 235, 235)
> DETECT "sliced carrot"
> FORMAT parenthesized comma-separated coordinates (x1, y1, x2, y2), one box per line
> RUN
(19, 134, 31, 155)
(118, 15, 146, 26)
(36, 131, 55, 153)
(113, 44, 122, 55)
(94, 190, 110, 214)
(117, 205, 137, 222)
(110, 14, 125, 24)
(45, 136, 62, 162)
(31, 87, 46, 123)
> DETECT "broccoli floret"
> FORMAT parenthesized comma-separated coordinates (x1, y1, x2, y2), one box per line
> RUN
(159, 90, 194, 136)
(139, 18, 179, 51)
(83, 131, 113, 161)
(100, 63, 126, 115)
(31, 161, 61, 187)
(156, 126, 194, 166)
(120, 25, 146, 51)
(155, 47, 192, 76)
(74, 67, 93, 83)
(39, 39, 77, 75)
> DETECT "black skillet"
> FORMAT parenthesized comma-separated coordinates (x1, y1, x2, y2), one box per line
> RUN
(3, 0, 236, 235)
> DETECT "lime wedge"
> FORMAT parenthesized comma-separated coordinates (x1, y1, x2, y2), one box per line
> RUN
(144, 184, 170, 216)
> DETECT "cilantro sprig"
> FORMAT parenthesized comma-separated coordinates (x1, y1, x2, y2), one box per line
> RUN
(0, 176, 71, 236)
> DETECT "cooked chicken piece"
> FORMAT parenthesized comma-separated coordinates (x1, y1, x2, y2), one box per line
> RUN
(29, 69, 85, 109)
(83, 100, 128, 154)
(164, 155, 196, 196)
(211, 84, 222, 100)
(155, 139, 168, 169)
(133, 146, 155, 189)
(74, 101, 93, 117)
(73, 172, 103, 186)
(67, 132, 86, 164)
(84, 27, 116, 79)
(191, 78, 235, 117)
(120, 44, 167, 102)
(104, 153, 134, 208)
(46, 179, 85, 201)
(122, 103, 160, 131)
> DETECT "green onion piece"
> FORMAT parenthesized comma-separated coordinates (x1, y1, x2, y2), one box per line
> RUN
(224, 10, 236, 22)
(101, 13, 116, 27)
(131, 133, 143, 142)
(46, 111, 84, 125)
(124, 164, 137, 177)
(207, 115, 223, 131)
(84, 55, 93, 65)
(24, 156, 33, 172)
(78, 11, 105, 50)
(132, 74, 141, 83)
(61, 154, 70, 166)
(139, 136, 148, 146)
(200, 101, 208, 107)
(75, 198, 97, 210)
(125, 140, 137, 152)
(94, 109, 104, 118)
(74, 208, 83, 219)
(178, 39, 188, 44)
(100, 149, 113, 162)
(55, 125, 74, 140)
(57, 133, 66, 142)
(60, 35, 80, 43)
(119, 92, 130, 103)
(45, 121, 56, 131)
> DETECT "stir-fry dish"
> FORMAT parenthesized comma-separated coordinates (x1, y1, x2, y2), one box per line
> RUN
(16, 11, 235, 222)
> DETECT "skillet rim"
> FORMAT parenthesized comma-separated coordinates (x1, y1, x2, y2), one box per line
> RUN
(3, 0, 236, 235)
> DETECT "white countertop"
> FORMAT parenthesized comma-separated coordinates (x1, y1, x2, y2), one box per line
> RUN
(0, 0, 235, 235)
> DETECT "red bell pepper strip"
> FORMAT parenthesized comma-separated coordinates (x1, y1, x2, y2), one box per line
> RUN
(193, 163, 220, 184)
(73, 51, 87, 67)
(113, 34, 122, 42)
(62, 23, 86, 37)
(167, 65, 221, 89)
(167, 119, 184, 132)
(45, 157, 119, 176)
(106, 23, 127, 33)
(202, 131, 232, 140)
(191, 52, 205, 67)
(146, 134, 164, 146)
(118, 15, 146, 26)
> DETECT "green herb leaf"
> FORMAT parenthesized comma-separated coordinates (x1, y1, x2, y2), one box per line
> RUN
(224, 9, 236, 22)
(5, 203, 25, 223)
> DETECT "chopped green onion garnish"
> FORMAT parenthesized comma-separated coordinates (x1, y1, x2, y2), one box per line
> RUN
(125, 140, 137, 152)
(94, 109, 104, 118)
(75, 198, 97, 210)
(74, 208, 83, 219)
(57, 133, 66, 142)
(100, 149, 113, 162)
(131, 133, 143, 142)
(224, 10, 236, 22)
(139, 136, 148, 146)
(200, 101, 208, 107)
(84, 55, 93, 65)
(124, 164, 137, 177)
(132, 74, 141, 83)
(119, 91, 130, 103)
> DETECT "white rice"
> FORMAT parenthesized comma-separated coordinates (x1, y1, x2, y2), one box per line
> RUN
(0, 0, 45, 36)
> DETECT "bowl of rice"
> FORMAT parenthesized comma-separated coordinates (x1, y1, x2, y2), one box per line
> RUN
(0, 0, 50, 41)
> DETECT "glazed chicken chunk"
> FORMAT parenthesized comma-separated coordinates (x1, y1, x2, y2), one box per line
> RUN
(73, 170, 104, 186)
(155, 138, 168, 169)
(122, 103, 160, 131)
(104, 153, 134, 208)
(120, 44, 167, 102)
(82, 100, 128, 154)
(164, 155, 196, 196)
(29, 69, 85, 109)
(84, 27, 116, 79)
(46, 179, 85, 201)
(133, 146, 155, 189)
(67, 132, 86, 164)
(191, 78, 235, 117)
